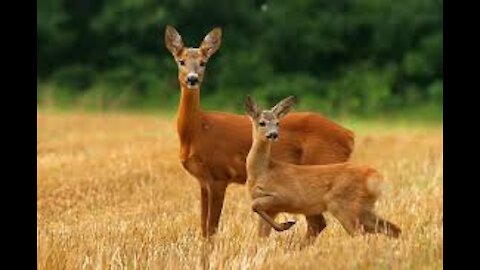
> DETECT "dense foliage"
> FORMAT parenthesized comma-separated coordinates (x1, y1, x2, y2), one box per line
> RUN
(37, 0, 443, 116)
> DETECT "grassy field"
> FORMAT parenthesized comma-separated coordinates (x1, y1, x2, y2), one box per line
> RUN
(37, 111, 443, 269)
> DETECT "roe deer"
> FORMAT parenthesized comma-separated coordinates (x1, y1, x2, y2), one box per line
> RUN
(245, 96, 401, 238)
(165, 25, 355, 238)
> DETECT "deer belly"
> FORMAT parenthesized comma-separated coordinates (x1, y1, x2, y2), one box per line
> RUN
(205, 153, 246, 183)
(295, 199, 328, 215)
(279, 193, 327, 215)
(210, 162, 246, 183)
(181, 154, 246, 183)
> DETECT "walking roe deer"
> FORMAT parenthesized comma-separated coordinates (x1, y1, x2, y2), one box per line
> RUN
(165, 25, 355, 238)
(245, 96, 401, 238)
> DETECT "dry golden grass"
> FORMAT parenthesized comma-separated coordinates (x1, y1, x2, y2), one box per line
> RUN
(37, 111, 443, 270)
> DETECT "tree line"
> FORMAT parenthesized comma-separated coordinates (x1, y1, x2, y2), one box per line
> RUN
(37, 0, 443, 116)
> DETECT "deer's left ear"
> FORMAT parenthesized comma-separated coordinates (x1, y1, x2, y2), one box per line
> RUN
(244, 95, 260, 119)
(272, 96, 295, 118)
(200, 27, 222, 58)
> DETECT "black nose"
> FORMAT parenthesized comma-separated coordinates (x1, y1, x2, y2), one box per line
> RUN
(266, 132, 278, 139)
(187, 76, 199, 85)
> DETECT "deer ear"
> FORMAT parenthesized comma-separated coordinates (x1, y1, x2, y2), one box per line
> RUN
(244, 95, 259, 119)
(165, 25, 184, 56)
(272, 96, 296, 118)
(200, 27, 222, 58)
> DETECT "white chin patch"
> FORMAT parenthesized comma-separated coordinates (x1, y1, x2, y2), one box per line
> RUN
(186, 83, 198, 89)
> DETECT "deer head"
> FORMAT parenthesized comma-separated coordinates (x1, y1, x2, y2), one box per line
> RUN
(165, 25, 222, 90)
(245, 96, 296, 142)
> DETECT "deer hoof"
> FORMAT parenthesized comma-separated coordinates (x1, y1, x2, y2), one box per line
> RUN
(281, 221, 296, 231)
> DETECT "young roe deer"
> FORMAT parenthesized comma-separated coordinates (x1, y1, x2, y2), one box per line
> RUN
(245, 96, 401, 238)
(165, 25, 355, 238)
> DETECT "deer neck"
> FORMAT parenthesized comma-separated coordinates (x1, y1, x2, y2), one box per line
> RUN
(246, 134, 272, 180)
(177, 86, 202, 147)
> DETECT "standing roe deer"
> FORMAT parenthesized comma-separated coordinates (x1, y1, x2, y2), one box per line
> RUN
(165, 25, 355, 238)
(245, 96, 401, 238)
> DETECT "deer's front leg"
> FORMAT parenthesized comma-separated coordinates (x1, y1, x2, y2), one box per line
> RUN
(252, 196, 296, 232)
(206, 181, 228, 237)
(257, 211, 278, 237)
(200, 186, 209, 238)
(305, 214, 327, 238)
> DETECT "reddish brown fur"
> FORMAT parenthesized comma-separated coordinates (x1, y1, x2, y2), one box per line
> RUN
(165, 26, 355, 238)
(245, 97, 401, 238)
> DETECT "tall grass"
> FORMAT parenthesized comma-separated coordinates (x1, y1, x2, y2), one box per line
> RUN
(37, 112, 443, 269)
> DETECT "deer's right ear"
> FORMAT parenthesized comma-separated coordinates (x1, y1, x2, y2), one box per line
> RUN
(244, 95, 259, 119)
(165, 25, 184, 56)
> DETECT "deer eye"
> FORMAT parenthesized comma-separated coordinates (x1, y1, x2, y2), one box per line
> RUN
(276, 122, 279, 126)
(199, 61, 206, 67)
(179, 60, 185, 66)
(259, 121, 266, 127)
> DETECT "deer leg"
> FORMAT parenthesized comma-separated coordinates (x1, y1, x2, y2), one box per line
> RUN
(200, 186, 209, 238)
(257, 211, 278, 237)
(255, 208, 295, 232)
(305, 214, 327, 238)
(206, 181, 228, 237)
(328, 202, 358, 237)
(360, 210, 401, 238)
(252, 196, 296, 232)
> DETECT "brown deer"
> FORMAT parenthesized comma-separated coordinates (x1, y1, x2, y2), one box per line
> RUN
(245, 96, 401, 238)
(165, 25, 355, 238)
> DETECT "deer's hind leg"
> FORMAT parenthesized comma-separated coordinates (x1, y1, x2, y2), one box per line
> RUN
(360, 210, 401, 238)
(327, 201, 360, 237)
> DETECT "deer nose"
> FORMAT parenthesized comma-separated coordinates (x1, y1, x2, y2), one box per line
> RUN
(266, 132, 278, 140)
(187, 74, 199, 85)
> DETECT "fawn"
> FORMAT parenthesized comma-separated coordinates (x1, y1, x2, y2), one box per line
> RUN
(245, 96, 401, 238)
